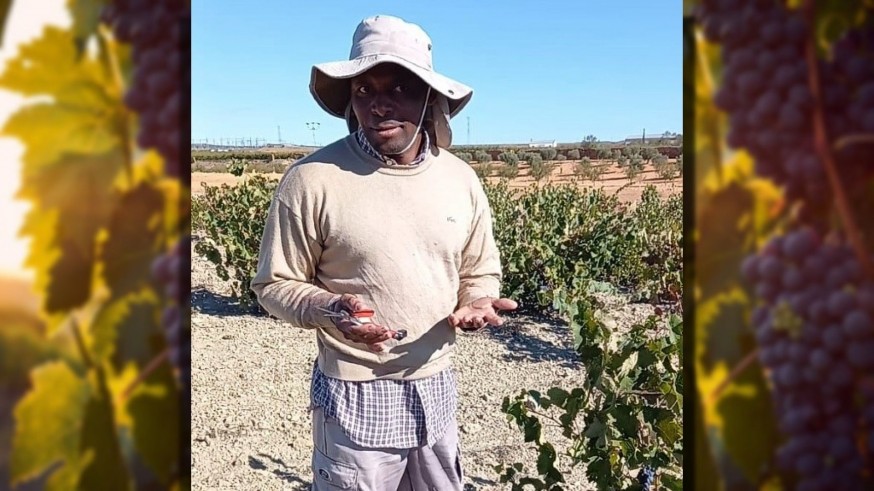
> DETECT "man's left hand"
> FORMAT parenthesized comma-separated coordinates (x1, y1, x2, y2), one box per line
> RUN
(448, 297, 518, 331)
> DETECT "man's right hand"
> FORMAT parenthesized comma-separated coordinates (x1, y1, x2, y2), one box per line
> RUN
(330, 294, 393, 352)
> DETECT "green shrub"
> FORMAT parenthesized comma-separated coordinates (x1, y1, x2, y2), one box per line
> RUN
(456, 152, 474, 163)
(527, 153, 543, 166)
(529, 159, 552, 182)
(539, 148, 557, 161)
(474, 150, 491, 163)
(640, 146, 659, 163)
(555, 153, 566, 161)
(227, 158, 247, 176)
(192, 169, 683, 312)
(192, 174, 279, 310)
(567, 149, 581, 160)
(498, 163, 519, 179)
(483, 180, 682, 309)
(622, 145, 641, 158)
(625, 157, 645, 180)
(653, 154, 678, 179)
(498, 151, 519, 166)
(575, 157, 602, 181)
(474, 163, 492, 179)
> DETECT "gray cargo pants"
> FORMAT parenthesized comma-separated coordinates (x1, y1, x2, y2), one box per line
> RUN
(310, 407, 464, 491)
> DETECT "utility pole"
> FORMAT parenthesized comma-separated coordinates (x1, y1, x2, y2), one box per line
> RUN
(277, 125, 282, 145)
(306, 122, 320, 146)
(467, 116, 470, 145)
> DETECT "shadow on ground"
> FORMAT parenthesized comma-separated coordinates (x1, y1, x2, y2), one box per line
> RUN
(248, 454, 311, 490)
(192, 288, 264, 317)
(483, 314, 581, 369)
(466, 477, 499, 489)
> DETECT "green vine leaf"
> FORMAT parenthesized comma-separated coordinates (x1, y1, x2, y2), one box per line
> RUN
(68, 0, 107, 57)
(128, 362, 180, 484)
(10, 361, 91, 487)
(77, 370, 131, 489)
(101, 182, 166, 299)
(90, 288, 158, 368)
(714, 356, 779, 486)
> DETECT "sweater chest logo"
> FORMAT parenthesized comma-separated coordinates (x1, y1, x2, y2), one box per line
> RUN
(446, 216, 457, 223)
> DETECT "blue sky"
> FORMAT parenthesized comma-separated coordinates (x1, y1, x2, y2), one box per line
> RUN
(192, 1, 682, 146)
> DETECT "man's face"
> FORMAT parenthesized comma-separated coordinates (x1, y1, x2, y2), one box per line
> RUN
(350, 63, 430, 156)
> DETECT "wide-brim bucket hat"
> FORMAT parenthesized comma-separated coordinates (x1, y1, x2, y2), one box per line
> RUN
(309, 15, 473, 147)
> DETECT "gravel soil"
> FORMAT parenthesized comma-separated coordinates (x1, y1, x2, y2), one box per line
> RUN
(190, 240, 661, 490)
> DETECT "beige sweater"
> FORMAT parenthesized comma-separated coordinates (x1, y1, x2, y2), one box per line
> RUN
(250, 134, 502, 381)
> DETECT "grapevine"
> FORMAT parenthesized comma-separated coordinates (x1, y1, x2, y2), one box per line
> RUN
(0, 0, 190, 489)
(101, 0, 189, 178)
(695, 1, 874, 489)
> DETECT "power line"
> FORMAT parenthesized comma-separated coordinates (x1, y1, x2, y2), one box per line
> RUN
(306, 122, 320, 146)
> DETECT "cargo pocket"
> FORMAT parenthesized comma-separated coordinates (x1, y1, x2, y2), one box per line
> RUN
(312, 447, 358, 490)
(439, 443, 463, 487)
(454, 444, 463, 483)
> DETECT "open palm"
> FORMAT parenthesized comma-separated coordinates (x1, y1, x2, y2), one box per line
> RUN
(448, 297, 518, 331)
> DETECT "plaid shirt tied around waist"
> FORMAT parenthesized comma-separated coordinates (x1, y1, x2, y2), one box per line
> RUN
(310, 362, 457, 449)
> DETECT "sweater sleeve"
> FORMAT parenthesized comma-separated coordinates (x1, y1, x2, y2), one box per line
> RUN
(456, 181, 503, 308)
(250, 180, 340, 329)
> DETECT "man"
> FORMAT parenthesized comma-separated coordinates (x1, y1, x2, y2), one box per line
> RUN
(251, 14, 517, 491)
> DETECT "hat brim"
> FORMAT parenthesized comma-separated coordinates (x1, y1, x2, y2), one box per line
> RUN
(309, 54, 473, 120)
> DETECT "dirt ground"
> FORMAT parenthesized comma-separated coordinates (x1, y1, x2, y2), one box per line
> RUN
(190, 239, 674, 490)
(191, 160, 682, 203)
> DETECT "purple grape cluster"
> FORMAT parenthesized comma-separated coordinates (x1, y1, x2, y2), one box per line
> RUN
(696, 1, 874, 488)
(825, 27, 874, 178)
(743, 228, 874, 490)
(101, 0, 188, 177)
(151, 235, 191, 392)
(695, 1, 874, 216)
(695, 2, 822, 197)
(637, 466, 655, 491)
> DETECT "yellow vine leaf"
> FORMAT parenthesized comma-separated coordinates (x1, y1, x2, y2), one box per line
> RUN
(699, 150, 783, 251)
(4, 103, 119, 173)
(0, 26, 105, 97)
(10, 361, 91, 487)
(23, 150, 125, 315)
(109, 361, 141, 427)
(0, 25, 130, 319)
(697, 288, 779, 484)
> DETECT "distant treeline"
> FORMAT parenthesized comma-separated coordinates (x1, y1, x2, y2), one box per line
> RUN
(190, 144, 682, 163)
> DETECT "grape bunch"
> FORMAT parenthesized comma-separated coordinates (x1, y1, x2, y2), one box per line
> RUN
(637, 466, 655, 491)
(695, 1, 822, 201)
(695, 1, 874, 217)
(151, 235, 191, 393)
(695, 1, 874, 488)
(743, 228, 874, 490)
(824, 26, 874, 184)
(101, 0, 189, 177)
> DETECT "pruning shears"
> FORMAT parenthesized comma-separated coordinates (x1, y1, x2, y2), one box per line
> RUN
(318, 307, 408, 341)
